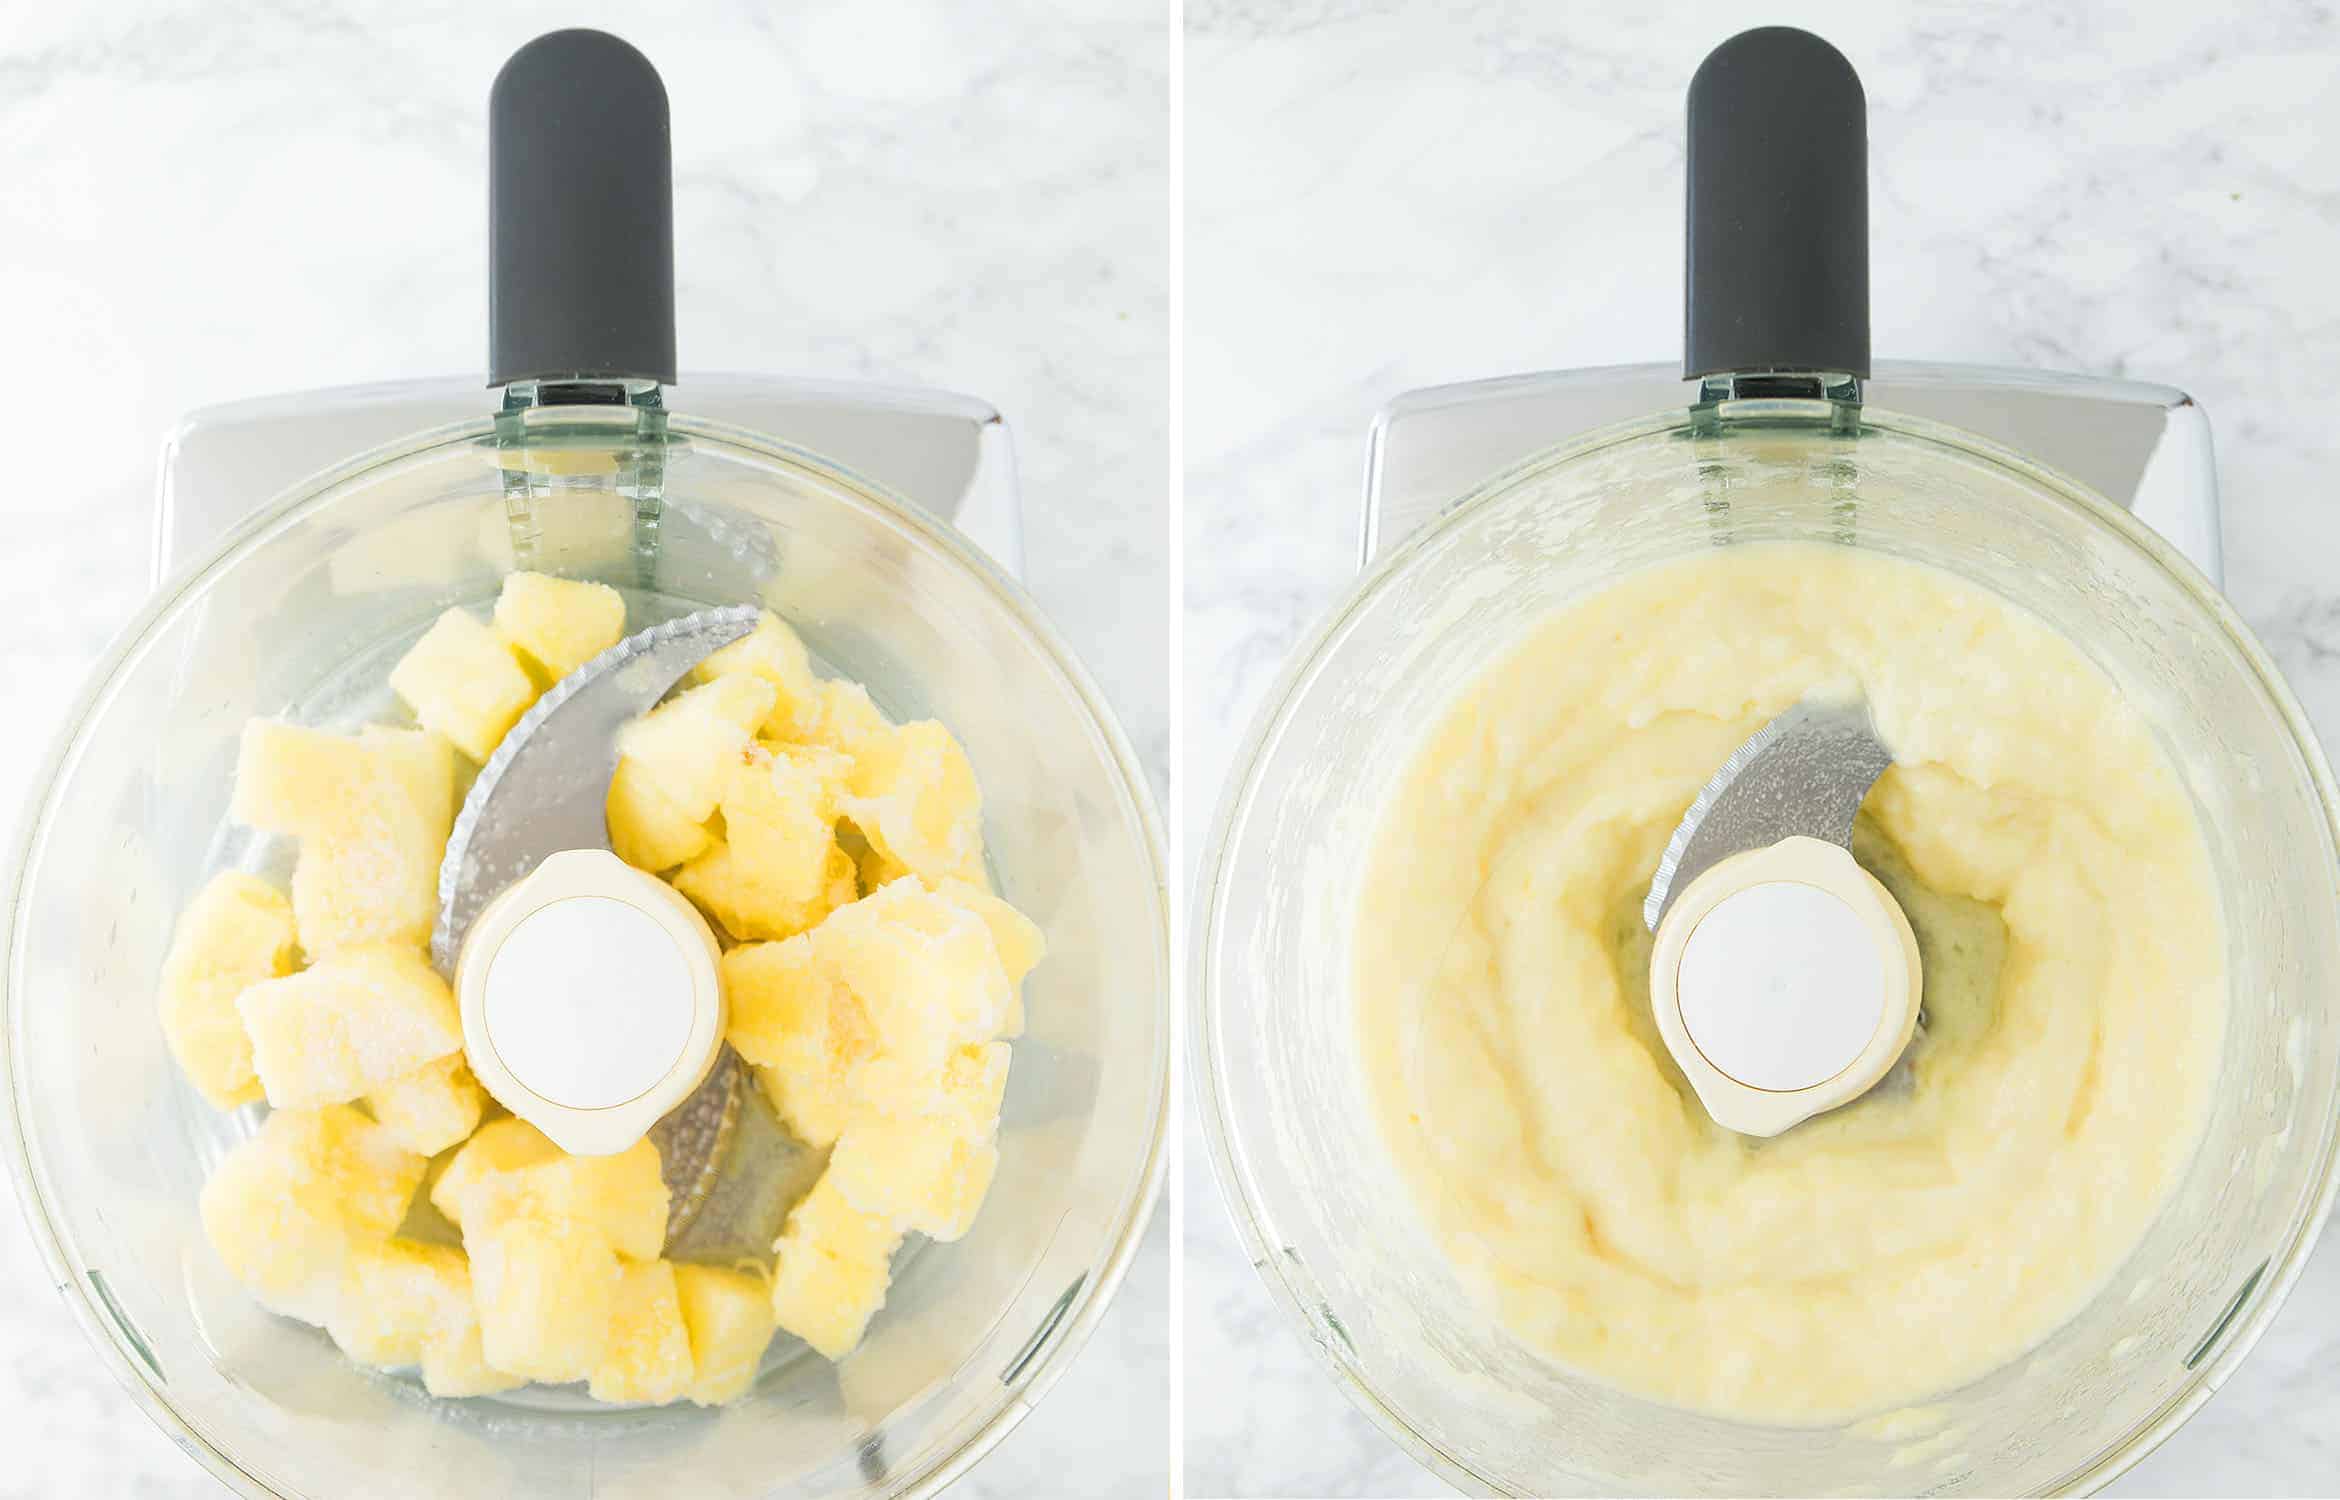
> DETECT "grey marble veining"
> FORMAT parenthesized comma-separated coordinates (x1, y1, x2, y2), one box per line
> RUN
(1183, 1, 2340, 1495)
(0, 0, 1164, 1495)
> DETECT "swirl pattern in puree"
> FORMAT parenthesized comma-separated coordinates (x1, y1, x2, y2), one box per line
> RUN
(1356, 542, 2223, 1422)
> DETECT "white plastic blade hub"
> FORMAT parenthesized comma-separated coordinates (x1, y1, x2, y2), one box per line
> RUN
(457, 847, 725, 1155)
(1648, 835, 1921, 1137)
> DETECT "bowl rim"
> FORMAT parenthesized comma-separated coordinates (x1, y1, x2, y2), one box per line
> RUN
(1, 408, 1172, 1499)
(1190, 399, 2340, 1498)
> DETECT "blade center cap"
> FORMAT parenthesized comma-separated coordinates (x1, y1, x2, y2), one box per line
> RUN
(1649, 835, 1922, 1137)
(485, 895, 695, 1108)
(457, 847, 725, 1155)
(1677, 881, 1883, 1091)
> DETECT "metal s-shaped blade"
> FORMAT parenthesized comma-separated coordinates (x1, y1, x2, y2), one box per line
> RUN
(431, 603, 761, 975)
(1643, 697, 1894, 931)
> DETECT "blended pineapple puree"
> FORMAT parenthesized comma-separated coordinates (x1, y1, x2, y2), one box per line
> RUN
(1356, 543, 2223, 1423)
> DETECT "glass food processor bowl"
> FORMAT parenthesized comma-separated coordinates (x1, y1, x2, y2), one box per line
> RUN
(2, 405, 1169, 1498)
(1194, 397, 2340, 1496)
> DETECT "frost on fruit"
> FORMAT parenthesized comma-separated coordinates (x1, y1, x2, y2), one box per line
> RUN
(794, 679, 891, 756)
(491, 572, 626, 683)
(328, 1238, 523, 1398)
(234, 721, 452, 954)
(388, 606, 542, 763)
(237, 946, 463, 1110)
(931, 877, 1045, 1037)
(431, 1118, 670, 1263)
(367, 1053, 487, 1156)
(813, 879, 1013, 1069)
(606, 759, 714, 872)
(158, 871, 297, 1109)
(839, 721, 986, 886)
(588, 1258, 696, 1405)
(200, 1104, 426, 1326)
(723, 936, 875, 1148)
(829, 1043, 1010, 1242)
(768, 1175, 903, 1361)
(675, 839, 857, 944)
(470, 1215, 620, 1384)
(613, 674, 778, 823)
(688, 611, 819, 740)
(674, 1263, 775, 1406)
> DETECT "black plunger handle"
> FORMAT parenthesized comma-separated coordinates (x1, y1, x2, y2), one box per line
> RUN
(1683, 27, 1869, 381)
(488, 29, 678, 388)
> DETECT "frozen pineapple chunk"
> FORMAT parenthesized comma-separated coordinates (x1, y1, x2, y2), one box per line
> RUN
(840, 721, 985, 885)
(158, 872, 297, 1109)
(795, 679, 891, 756)
(815, 879, 1013, 1068)
(689, 611, 818, 739)
(613, 674, 778, 823)
(328, 1239, 523, 1398)
(389, 607, 541, 763)
(932, 877, 1045, 1037)
(589, 1258, 696, 1405)
(730, 747, 852, 896)
(238, 946, 462, 1110)
(200, 1104, 426, 1325)
(676, 838, 857, 944)
(429, 1117, 559, 1222)
(234, 722, 452, 954)
(492, 572, 626, 682)
(723, 936, 876, 1147)
(830, 1043, 1009, 1242)
(432, 1119, 669, 1261)
(769, 1174, 902, 1360)
(674, 1264, 776, 1406)
(470, 1216, 619, 1384)
(606, 760, 714, 872)
(367, 1052, 487, 1156)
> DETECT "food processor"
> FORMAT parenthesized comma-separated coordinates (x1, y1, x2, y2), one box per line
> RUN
(2, 28, 1167, 1500)
(1196, 26, 2340, 1497)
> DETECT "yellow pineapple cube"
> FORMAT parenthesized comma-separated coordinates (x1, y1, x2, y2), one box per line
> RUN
(689, 611, 818, 739)
(492, 572, 626, 682)
(829, 1043, 1009, 1241)
(768, 1174, 902, 1360)
(613, 674, 778, 823)
(158, 872, 297, 1109)
(729, 747, 851, 897)
(327, 1238, 524, 1398)
(675, 837, 856, 944)
(421, 1318, 528, 1399)
(200, 1104, 426, 1325)
(813, 879, 1012, 1067)
(430, 1117, 559, 1225)
(606, 759, 714, 872)
(794, 679, 891, 756)
(588, 1258, 696, 1405)
(237, 946, 462, 1110)
(389, 607, 541, 763)
(932, 877, 1045, 1037)
(674, 1263, 775, 1406)
(469, 1215, 619, 1384)
(723, 937, 874, 1147)
(234, 722, 452, 954)
(840, 721, 985, 885)
(432, 1119, 669, 1261)
(368, 1053, 487, 1155)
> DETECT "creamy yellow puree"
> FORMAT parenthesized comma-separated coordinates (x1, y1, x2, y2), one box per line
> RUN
(1357, 543, 2222, 1423)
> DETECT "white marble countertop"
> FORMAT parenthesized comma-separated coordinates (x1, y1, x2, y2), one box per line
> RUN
(1183, 1, 2340, 1495)
(0, 1, 1164, 1495)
